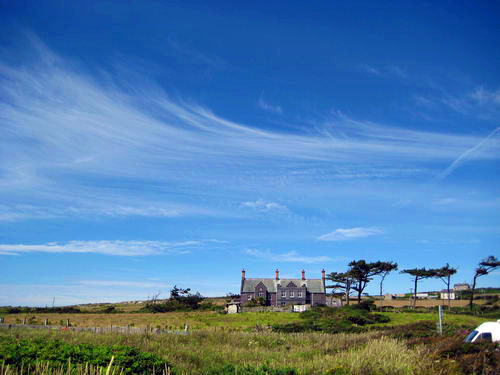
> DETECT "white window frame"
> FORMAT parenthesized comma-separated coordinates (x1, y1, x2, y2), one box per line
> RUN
(281, 291, 286, 298)
(298, 291, 303, 298)
(289, 291, 295, 298)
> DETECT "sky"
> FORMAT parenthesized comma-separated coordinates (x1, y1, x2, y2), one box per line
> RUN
(0, 1, 499, 306)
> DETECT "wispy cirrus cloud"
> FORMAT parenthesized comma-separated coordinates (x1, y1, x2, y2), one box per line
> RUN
(242, 248, 337, 264)
(318, 227, 383, 241)
(1, 37, 500, 222)
(0, 239, 221, 256)
(436, 127, 500, 180)
(257, 97, 283, 114)
(241, 199, 288, 212)
(359, 64, 407, 79)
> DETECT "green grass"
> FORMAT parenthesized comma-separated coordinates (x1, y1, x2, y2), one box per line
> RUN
(375, 312, 492, 327)
(1, 327, 436, 375)
(4, 309, 494, 332)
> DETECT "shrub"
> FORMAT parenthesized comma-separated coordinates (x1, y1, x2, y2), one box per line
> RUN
(0, 336, 174, 375)
(272, 306, 389, 334)
(423, 335, 499, 375)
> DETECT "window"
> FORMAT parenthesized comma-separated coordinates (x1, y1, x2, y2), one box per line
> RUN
(298, 292, 303, 298)
(259, 292, 264, 297)
(289, 291, 294, 298)
(464, 330, 478, 343)
(281, 302, 286, 306)
(281, 291, 286, 298)
(478, 332, 493, 342)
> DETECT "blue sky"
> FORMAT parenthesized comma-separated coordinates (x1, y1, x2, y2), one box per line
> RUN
(0, 1, 499, 306)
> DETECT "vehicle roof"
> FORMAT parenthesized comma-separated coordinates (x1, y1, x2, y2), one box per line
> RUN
(476, 321, 500, 331)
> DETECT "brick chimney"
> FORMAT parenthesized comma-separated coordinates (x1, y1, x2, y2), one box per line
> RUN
(241, 269, 246, 280)
(275, 268, 279, 280)
(321, 269, 326, 281)
(301, 269, 306, 280)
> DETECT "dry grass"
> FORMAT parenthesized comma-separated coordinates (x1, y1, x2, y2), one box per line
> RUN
(374, 299, 487, 308)
(2, 311, 302, 330)
(2, 327, 436, 375)
(3, 309, 490, 332)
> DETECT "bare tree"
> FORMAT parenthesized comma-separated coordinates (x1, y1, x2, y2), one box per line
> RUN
(469, 256, 499, 311)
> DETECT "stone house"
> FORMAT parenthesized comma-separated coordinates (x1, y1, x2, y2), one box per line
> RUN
(240, 269, 326, 306)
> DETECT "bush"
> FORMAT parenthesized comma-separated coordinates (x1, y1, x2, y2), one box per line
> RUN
(0, 336, 174, 375)
(423, 335, 499, 375)
(0, 306, 82, 314)
(272, 306, 389, 334)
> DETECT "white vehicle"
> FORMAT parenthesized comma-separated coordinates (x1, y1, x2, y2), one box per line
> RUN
(464, 320, 500, 343)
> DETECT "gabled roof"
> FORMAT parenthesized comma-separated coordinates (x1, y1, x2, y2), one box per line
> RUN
(242, 278, 325, 293)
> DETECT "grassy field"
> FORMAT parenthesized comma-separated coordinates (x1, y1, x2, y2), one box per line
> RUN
(1, 310, 492, 330)
(1, 309, 498, 374)
(0, 327, 447, 375)
(1, 311, 301, 330)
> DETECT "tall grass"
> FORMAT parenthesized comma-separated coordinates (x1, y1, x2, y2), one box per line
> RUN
(0, 358, 173, 375)
(0, 327, 447, 375)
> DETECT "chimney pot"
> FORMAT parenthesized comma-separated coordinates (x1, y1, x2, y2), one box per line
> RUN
(321, 269, 326, 281)
(301, 269, 306, 280)
(242, 269, 246, 280)
(275, 268, 279, 280)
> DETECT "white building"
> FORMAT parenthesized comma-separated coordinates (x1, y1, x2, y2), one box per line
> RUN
(440, 291, 456, 300)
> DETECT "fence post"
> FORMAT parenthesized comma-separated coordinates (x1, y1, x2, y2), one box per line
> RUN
(0, 317, 4, 323)
(44, 319, 48, 326)
(23, 317, 27, 325)
(437, 305, 443, 335)
(66, 319, 70, 327)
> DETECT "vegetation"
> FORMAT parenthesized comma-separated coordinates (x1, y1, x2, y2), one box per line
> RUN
(325, 271, 353, 306)
(0, 336, 172, 375)
(348, 260, 397, 303)
(400, 268, 440, 308)
(376, 261, 398, 297)
(469, 256, 499, 310)
(0, 305, 497, 375)
(272, 304, 390, 334)
(0, 306, 82, 315)
(326, 260, 398, 305)
(435, 264, 457, 311)
(140, 286, 206, 313)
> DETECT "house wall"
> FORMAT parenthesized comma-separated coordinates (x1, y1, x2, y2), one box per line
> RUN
(311, 293, 326, 305)
(270, 292, 277, 306)
(277, 284, 307, 306)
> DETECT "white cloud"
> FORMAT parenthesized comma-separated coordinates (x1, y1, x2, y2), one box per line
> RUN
(242, 248, 336, 264)
(1, 37, 500, 222)
(435, 127, 500, 180)
(257, 97, 283, 114)
(241, 199, 288, 212)
(0, 240, 219, 256)
(359, 64, 407, 79)
(317, 227, 383, 241)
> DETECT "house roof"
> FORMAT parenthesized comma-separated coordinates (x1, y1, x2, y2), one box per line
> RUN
(242, 278, 325, 293)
